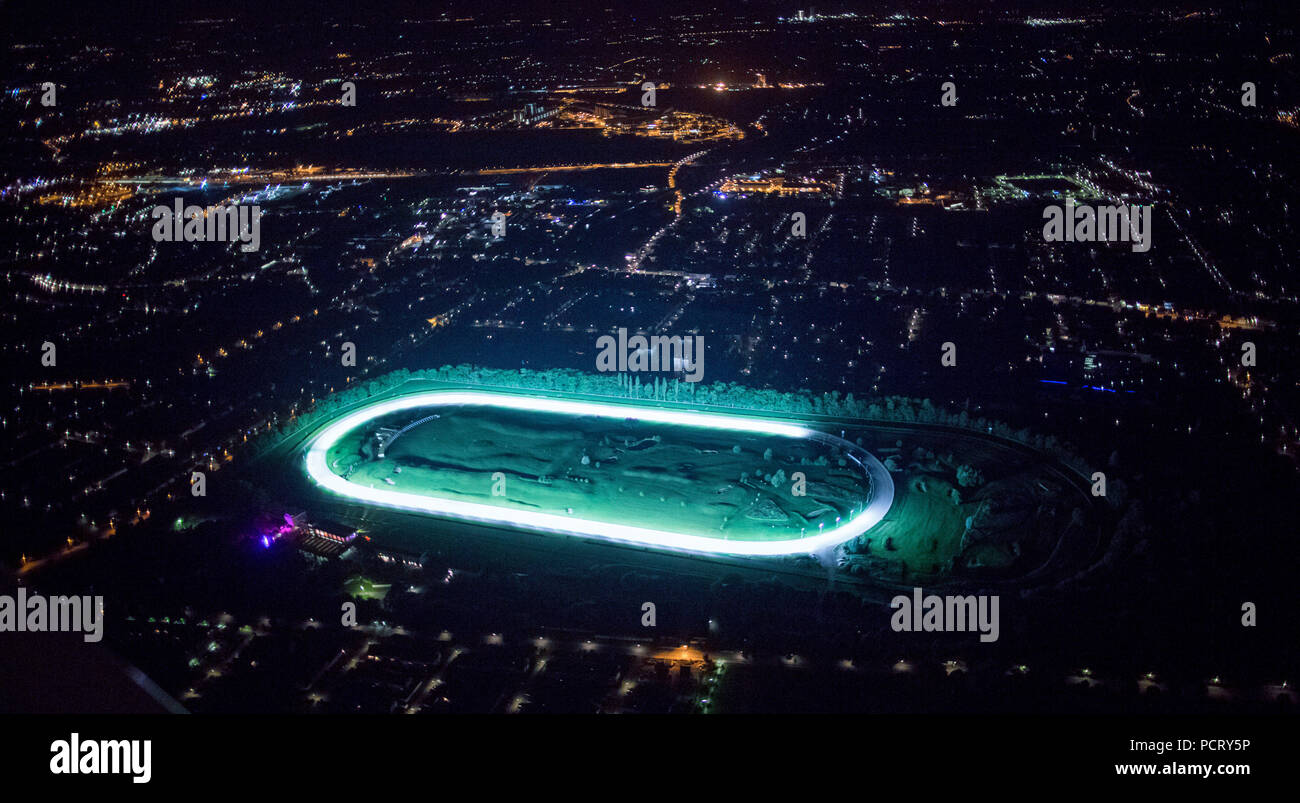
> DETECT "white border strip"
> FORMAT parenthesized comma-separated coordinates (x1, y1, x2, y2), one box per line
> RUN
(303, 391, 894, 556)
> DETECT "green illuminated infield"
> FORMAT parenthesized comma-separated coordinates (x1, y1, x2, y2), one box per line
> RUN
(303, 391, 893, 555)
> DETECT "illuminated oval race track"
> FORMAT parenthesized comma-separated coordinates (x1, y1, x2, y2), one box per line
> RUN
(302, 390, 894, 556)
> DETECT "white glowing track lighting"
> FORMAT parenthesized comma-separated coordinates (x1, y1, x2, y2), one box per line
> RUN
(304, 391, 894, 557)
